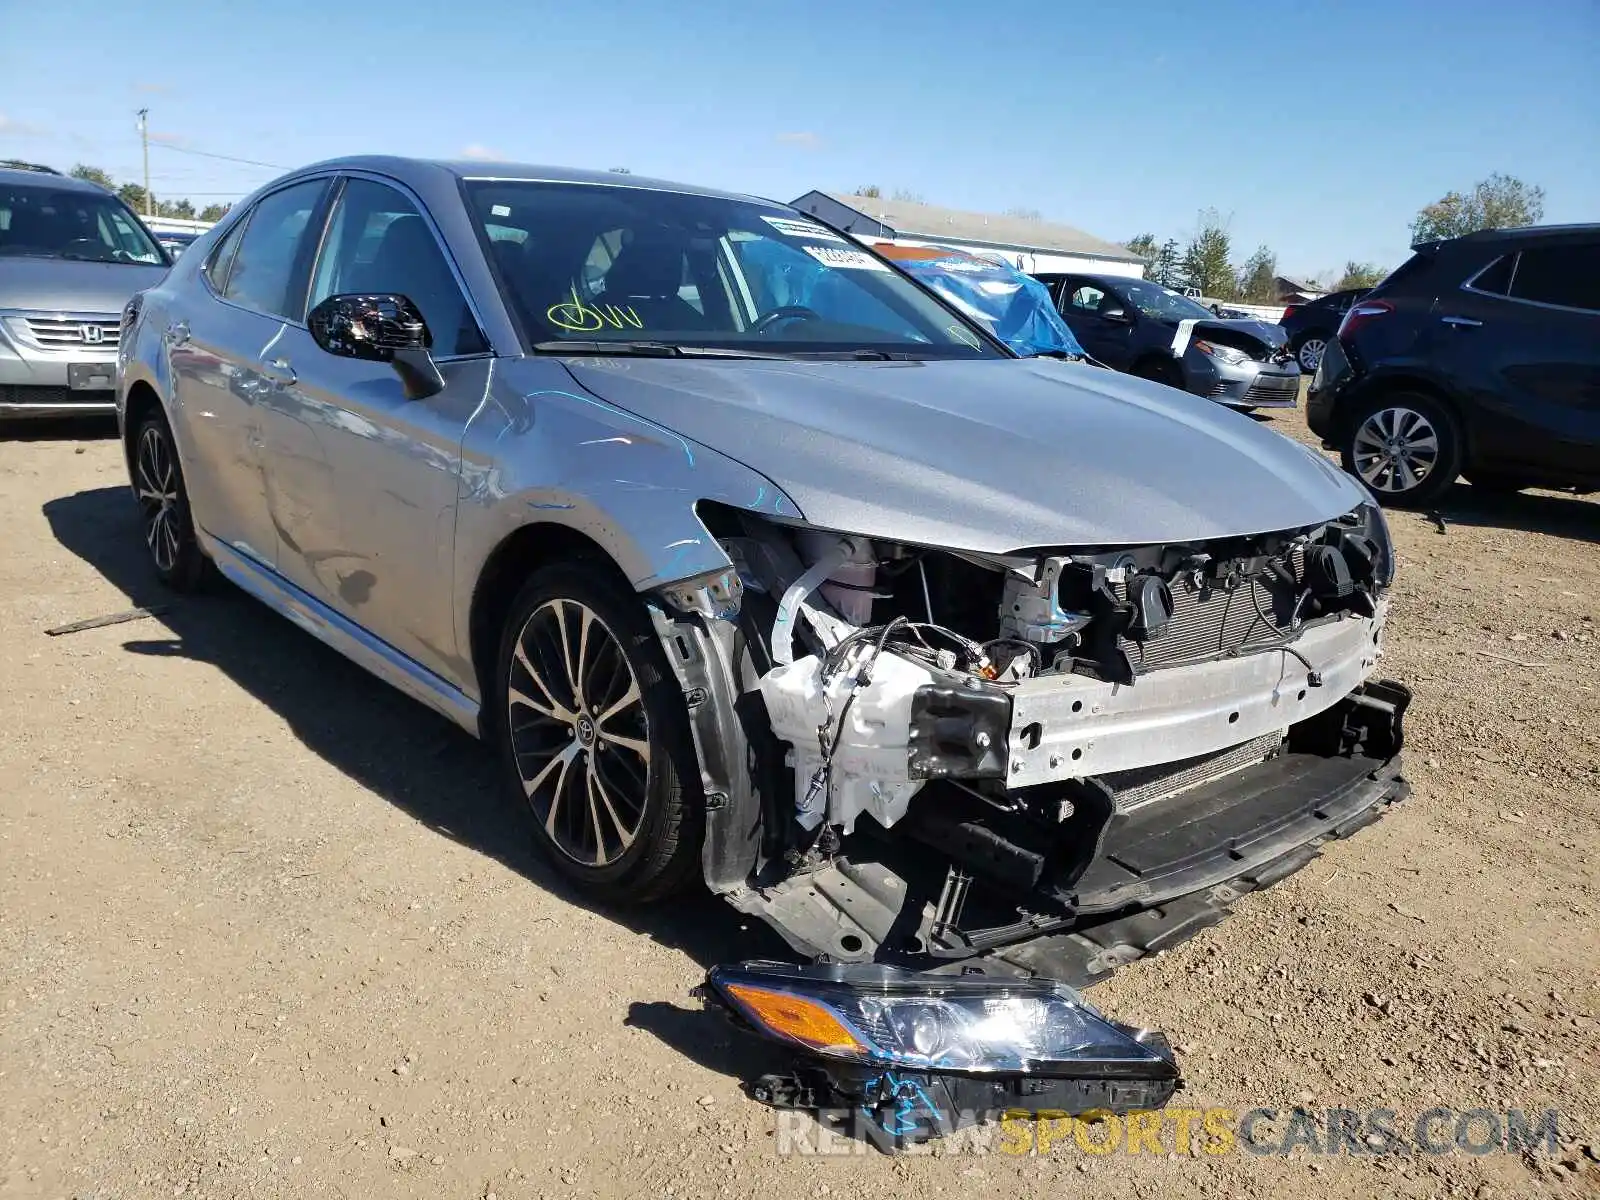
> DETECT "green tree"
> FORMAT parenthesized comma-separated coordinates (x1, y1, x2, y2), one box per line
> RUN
(1410, 173, 1545, 243)
(199, 202, 231, 222)
(1236, 244, 1278, 304)
(1181, 209, 1235, 299)
(1334, 261, 1386, 290)
(1124, 233, 1158, 262)
(117, 182, 151, 214)
(69, 164, 116, 189)
(1149, 238, 1181, 287)
(854, 184, 882, 198)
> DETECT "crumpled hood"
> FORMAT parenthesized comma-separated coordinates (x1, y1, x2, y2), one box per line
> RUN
(554, 355, 1367, 552)
(0, 258, 167, 314)
(1192, 317, 1289, 350)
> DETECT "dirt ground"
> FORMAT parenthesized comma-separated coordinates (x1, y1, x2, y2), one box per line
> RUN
(1, 407, 1596, 1200)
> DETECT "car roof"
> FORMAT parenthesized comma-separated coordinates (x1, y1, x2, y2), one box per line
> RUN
(0, 164, 108, 193)
(282, 155, 783, 208)
(1417, 222, 1600, 253)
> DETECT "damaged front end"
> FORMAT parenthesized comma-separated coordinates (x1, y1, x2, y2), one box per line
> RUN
(649, 499, 1408, 1138)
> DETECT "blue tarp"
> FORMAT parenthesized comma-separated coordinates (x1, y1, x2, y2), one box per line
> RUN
(884, 249, 1085, 358)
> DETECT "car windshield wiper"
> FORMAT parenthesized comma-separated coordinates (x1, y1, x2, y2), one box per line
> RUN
(531, 340, 790, 360)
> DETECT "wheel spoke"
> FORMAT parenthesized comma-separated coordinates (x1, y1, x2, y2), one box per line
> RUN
(508, 680, 572, 724)
(601, 731, 649, 759)
(588, 765, 637, 862)
(512, 641, 575, 722)
(595, 678, 640, 727)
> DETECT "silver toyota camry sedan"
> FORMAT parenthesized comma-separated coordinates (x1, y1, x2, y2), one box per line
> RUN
(117, 157, 1409, 1129)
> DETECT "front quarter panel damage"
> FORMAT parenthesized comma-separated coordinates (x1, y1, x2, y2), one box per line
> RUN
(452, 359, 802, 697)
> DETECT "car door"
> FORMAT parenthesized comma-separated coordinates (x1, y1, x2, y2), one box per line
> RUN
(1058, 278, 1136, 367)
(1436, 240, 1600, 476)
(170, 178, 331, 565)
(254, 174, 493, 684)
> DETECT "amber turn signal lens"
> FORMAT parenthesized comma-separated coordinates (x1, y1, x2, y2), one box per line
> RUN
(724, 984, 866, 1055)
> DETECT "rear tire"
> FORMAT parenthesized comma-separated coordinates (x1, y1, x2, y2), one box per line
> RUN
(1340, 391, 1463, 507)
(133, 410, 208, 592)
(491, 563, 701, 902)
(1293, 333, 1329, 374)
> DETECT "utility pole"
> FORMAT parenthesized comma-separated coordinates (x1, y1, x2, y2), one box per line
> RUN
(136, 108, 152, 216)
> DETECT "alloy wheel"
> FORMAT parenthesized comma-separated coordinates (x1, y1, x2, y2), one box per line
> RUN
(1297, 337, 1326, 372)
(507, 599, 650, 867)
(135, 423, 182, 573)
(1351, 405, 1440, 494)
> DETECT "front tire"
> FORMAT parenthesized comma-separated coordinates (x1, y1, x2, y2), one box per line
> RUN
(1341, 391, 1463, 507)
(1133, 357, 1184, 390)
(133, 410, 208, 592)
(492, 564, 701, 901)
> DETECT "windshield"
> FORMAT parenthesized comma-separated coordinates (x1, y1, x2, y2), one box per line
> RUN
(0, 183, 166, 265)
(464, 181, 1000, 358)
(1118, 279, 1214, 321)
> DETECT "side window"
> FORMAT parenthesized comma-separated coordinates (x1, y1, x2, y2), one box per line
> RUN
(1468, 254, 1515, 297)
(1067, 284, 1106, 313)
(224, 179, 328, 319)
(203, 218, 247, 292)
(1509, 244, 1600, 313)
(309, 178, 486, 356)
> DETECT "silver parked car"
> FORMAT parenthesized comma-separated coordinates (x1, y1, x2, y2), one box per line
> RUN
(118, 157, 1409, 1123)
(1, 163, 170, 419)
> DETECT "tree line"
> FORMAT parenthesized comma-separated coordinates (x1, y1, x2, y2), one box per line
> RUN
(1123, 173, 1544, 303)
(64, 164, 233, 223)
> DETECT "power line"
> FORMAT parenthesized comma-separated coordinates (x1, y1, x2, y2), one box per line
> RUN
(152, 142, 286, 170)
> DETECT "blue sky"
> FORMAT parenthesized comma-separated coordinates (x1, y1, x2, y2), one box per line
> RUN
(2, 0, 1595, 279)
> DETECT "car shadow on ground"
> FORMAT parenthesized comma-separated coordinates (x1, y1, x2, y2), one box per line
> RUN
(2, 415, 120, 443)
(1437, 483, 1600, 547)
(42, 486, 789, 1000)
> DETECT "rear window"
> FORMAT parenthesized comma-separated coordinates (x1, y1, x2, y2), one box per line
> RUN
(1370, 251, 1433, 296)
(1467, 255, 1514, 296)
(1508, 244, 1600, 312)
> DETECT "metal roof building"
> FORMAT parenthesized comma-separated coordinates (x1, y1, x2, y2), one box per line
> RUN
(791, 191, 1146, 278)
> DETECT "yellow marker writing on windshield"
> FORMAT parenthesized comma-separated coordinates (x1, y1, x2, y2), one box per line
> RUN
(547, 287, 643, 333)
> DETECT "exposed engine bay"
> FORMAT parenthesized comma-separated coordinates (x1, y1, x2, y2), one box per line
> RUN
(651, 500, 1409, 986)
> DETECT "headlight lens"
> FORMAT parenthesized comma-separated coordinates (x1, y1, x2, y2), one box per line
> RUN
(708, 963, 1177, 1078)
(1192, 339, 1249, 366)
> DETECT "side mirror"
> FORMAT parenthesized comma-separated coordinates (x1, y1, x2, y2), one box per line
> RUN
(1101, 304, 1131, 323)
(307, 293, 444, 401)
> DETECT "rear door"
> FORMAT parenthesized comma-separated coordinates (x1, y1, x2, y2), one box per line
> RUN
(170, 177, 331, 565)
(1436, 239, 1600, 476)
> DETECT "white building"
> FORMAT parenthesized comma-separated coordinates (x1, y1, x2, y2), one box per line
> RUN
(791, 191, 1145, 278)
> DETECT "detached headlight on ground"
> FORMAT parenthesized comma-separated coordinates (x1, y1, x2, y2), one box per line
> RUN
(704, 961, 1180, 1147)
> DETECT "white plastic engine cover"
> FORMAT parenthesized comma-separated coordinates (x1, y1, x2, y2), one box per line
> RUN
(756, 650, 935, 833)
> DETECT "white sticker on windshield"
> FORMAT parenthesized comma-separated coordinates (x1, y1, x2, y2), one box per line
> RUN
(490, 204, 511, 217)
(801, 244, 890, 272)
(762, 215, 845, 243)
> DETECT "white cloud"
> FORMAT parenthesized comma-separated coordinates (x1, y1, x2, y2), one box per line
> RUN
(0, 113, 49, 137)
(459, 143, 502, 160)
(776, 131, 822, 149)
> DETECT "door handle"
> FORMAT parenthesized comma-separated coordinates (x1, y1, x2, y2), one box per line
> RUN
(166, 320, 190, 345)
(1440, 315, 1483, 328)
(259, 356, 297, 386)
